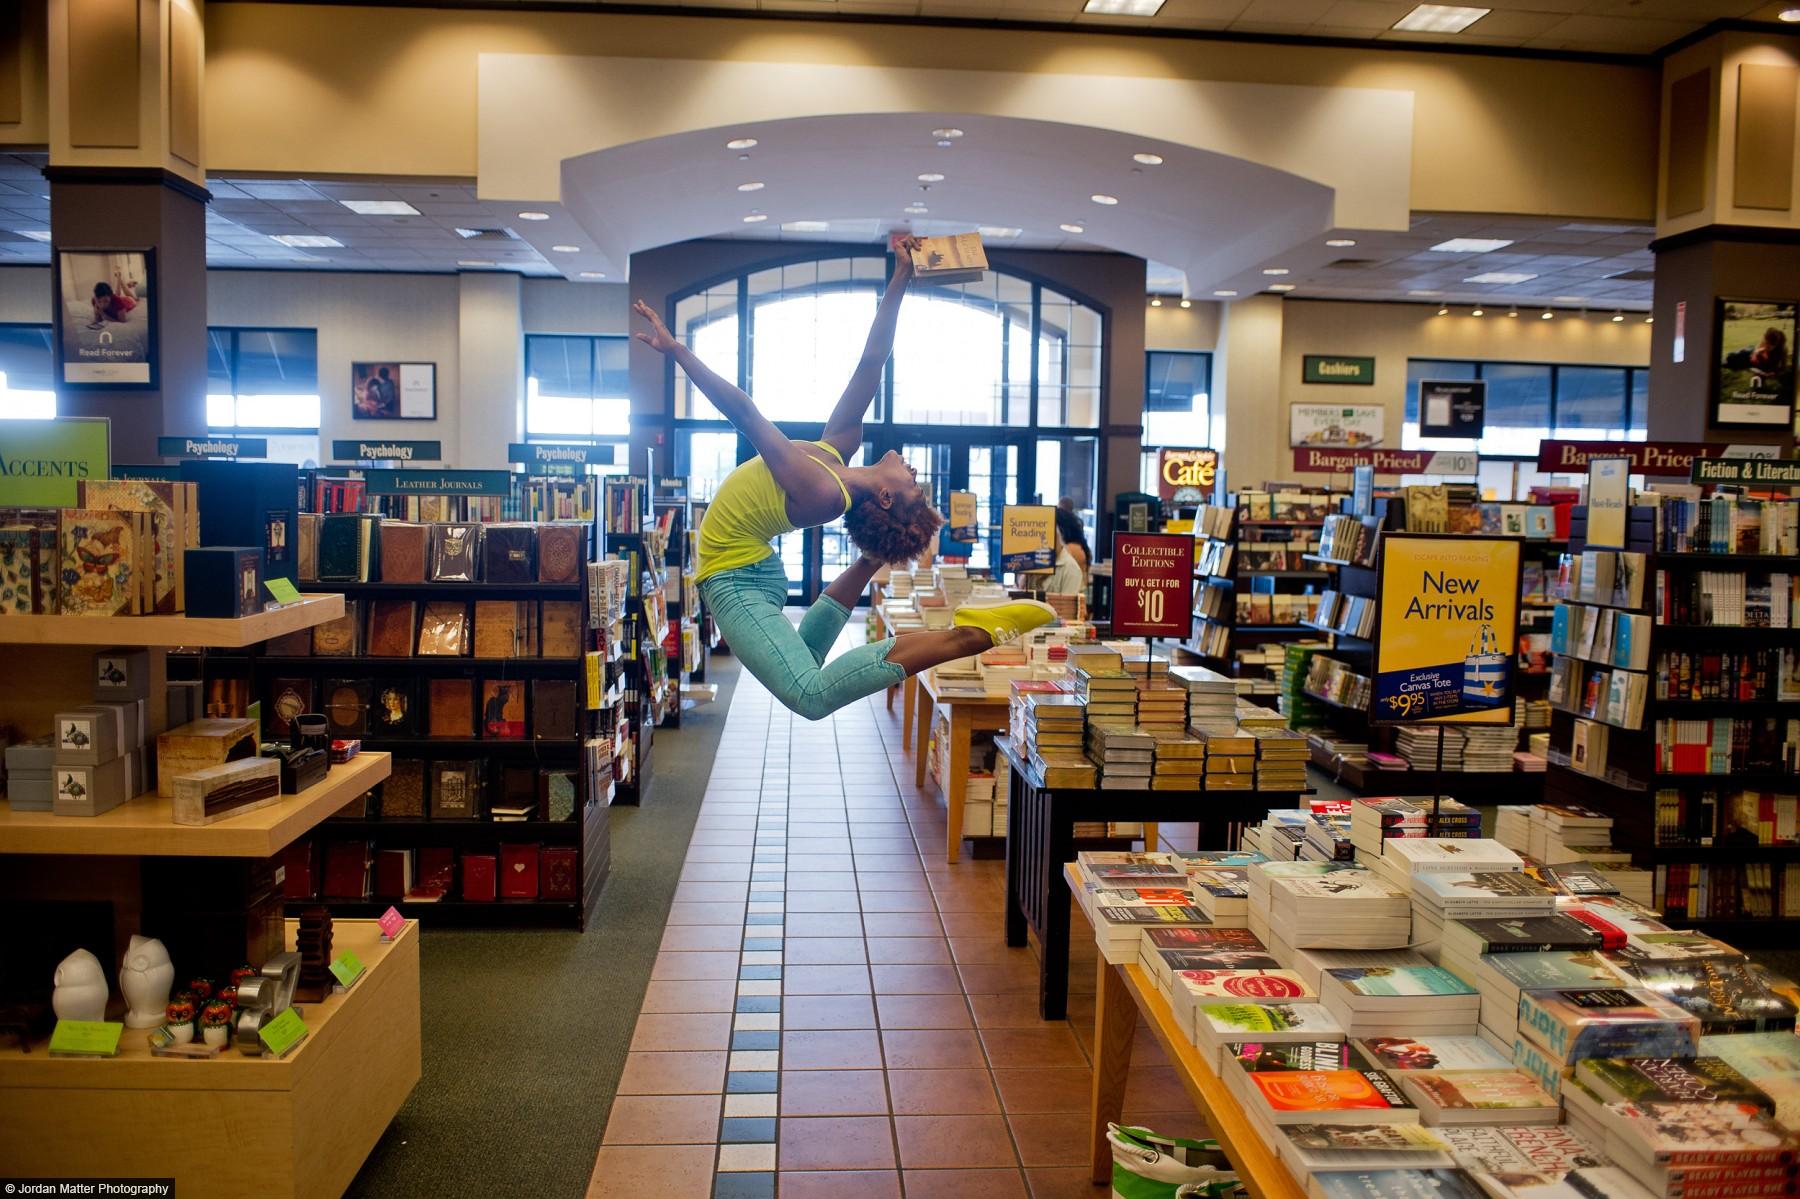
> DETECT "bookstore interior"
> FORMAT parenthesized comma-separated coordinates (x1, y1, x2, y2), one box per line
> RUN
(8, 5, 1800, 1199)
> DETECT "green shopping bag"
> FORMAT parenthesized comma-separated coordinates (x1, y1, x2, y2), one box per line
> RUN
(1108, 1123, 1245, 1199)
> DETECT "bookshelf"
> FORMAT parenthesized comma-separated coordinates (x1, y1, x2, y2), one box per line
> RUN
(652, 477, 701, 729)
(604, 476, 660, 805)
(1544, 500, 1800, 941)
(1183, 495, 1333, 674)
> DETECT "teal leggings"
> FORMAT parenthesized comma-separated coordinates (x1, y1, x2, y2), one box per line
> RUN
(700, 555, 906, 721)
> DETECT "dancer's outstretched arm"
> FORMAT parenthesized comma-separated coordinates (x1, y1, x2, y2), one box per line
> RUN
(821, 243, 914, 459)
(634, 300, 837, 517)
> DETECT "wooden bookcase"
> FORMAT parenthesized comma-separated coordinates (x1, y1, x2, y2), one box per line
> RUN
(1184, 502, 1331, 675)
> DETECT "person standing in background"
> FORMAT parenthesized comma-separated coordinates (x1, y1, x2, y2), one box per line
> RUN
(1055, 497, 1090, 573)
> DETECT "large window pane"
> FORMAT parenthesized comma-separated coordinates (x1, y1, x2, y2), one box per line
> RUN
(891, 295, 1006, 425)
(206, 327, 323, 433)
(1479, 363, 1554, 457)
(527, 335, 593, 400)
(0, 324, 55, 419)
(236, 329, 319, 395)
(1629, 369, 1649, 440)
(685, 430, 741, 502)
(750, 289, 878, 424)
(1553, 366, 1628, 439)
(1143, 350, 1212, 449)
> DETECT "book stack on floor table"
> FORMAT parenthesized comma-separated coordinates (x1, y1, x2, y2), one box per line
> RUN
(1069, 821, 1800, 1199)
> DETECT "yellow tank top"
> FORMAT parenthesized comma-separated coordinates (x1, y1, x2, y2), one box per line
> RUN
(695, 441, 849, 584)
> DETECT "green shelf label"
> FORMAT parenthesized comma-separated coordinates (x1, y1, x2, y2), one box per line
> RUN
(49, 1019, 123, 1056)
(259, 1007, 308, 1057)
(329, 951, 365, 988)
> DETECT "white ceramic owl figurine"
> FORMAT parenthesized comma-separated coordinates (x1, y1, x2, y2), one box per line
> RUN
(52, 948, 109, 1022)
(119, 935, 173, 1029)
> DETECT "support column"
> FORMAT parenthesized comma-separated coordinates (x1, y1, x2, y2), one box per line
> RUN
(1217, 295, 1285, 488)
(1647, 27, 1800, 450)
(456, 270, 524, 468)
(45, 0, 208, 461)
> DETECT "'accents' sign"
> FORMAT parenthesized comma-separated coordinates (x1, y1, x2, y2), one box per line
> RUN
(508, 443, 617, 467)
(157, 436, 268, 459)
(330, 440, 442, 462)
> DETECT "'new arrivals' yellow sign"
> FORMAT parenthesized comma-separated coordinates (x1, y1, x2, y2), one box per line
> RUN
(1373, 534, 1521, 725)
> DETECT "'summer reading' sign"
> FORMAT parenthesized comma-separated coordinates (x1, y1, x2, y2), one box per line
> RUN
(1372, 534, 1521, 725)
(1111, 533, 1194, 638)
(1000, 504, 1055, 572)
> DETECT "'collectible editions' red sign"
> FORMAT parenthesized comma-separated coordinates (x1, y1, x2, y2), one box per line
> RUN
(1112, 533, 1194, 638)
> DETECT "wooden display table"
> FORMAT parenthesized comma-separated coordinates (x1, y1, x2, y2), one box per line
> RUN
(912, 669, 1011, 864)
(1067, 864, 1305, 1199)
(0, 918, 422, 1199)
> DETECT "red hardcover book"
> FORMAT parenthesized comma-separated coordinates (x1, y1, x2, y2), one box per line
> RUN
(281, 839, 319, 899)
(542, 846, 578, 901)
(500, 843, 540, 899)
(462, 853, 497, 902)
(322, 840, 371, 899)
(374, 848, 414, 899)
(413, 846, 456, 898)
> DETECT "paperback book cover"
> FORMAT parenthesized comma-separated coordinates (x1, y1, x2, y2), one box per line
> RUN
(1614, 958, 1798, 1033)
(1446, 914, 1603, 954)
(1479, 951, 1626, 993)
(1145, 927, 1265, 951)
(1354, 1036, 1514, 1073)
(1576, 1057, 1774, 1115)
(1598, 1098, 1798, 1165)
(1398, 1070, 1559, 1122)
(1198, 1003, 1341, 1040)
(1229, 1041, 1372, 1073)
(1436, 1123, 1611, 1181)
(1515, 988, 1702, 1063)
(1308, 1170, 1484, 1199)
(1243, 1068, 1415, 1124)
(1326, 966, 1477, 998)
(1279, 1123, 1453, 1173)
(1174, 969, 1312, 1000)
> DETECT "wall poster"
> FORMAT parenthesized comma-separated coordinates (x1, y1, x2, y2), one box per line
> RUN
(1289, 403, 1385, 449)
(1713, 298, 1795, 428)
(352, 362, 438, 421)
(55, 248, 155, 387)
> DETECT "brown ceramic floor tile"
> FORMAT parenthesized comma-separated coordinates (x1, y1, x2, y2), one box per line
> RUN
(783, 964, 873, 994)
(904, 1168, 1030, 1199)
(1121, 1109, 1213, 1142)
(638, 979, 737, 1014)
(1008, 1113, 1092, 1167)
(859, 891, 936, 912)
(781, 1029, 884, 1070)
(779, 1069, 891, 1116)
(780, 994, 877, 1029)
(894, 1114, 1020, 1168)
(871, 964, 965, 994)
(587, 1145, 716, 1198)
(881, 1028, 986, 1070)
(968, 993, 1054, 1029)
(615, 1050, 727, 1095)
(865, 937, 952, 964)
(1023, 1166, 1108, 1199)
(991, 1068, 1097, 1114)
(628, 1011, 733, 1052)
(875, 994, 974, 1030)
(1124, 1066, 1191, 1110)
(886, 1068, 1002, 1115)
(779, 1116, 898, 1171)
(781, 937, 870, 965)
(938, 912, 1005, 938)
(601, 1094, 722, 1144)
(948, 936, 1026, 965)
(981, 1026, 1091, 1070)
(860, 913, 944, 937)
(783, 912, 867, 937)
(778, 1172, 901, 1199)
(958, 960, 1046, 994)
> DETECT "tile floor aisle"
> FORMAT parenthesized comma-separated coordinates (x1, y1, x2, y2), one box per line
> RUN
(589, 666, 1209, 1198)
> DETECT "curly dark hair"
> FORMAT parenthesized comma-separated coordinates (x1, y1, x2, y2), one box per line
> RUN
(845, 491, 942, 565)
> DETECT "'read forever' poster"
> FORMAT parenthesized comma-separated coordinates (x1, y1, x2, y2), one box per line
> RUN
(1372, 534, 1521, 725)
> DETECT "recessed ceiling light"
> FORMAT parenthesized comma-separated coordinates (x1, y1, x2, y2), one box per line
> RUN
(1645, 315, 1654, 324)
(1436, 306, 1449, 316)
(1326, 239, 1357, 248)
(1782, 5, 1800, 20)
(1262, 267, 1290, 276)
(727, 138, 758, 150)
(271, 234, 342, 248)
(1213, 290, 1237, 297)
(917, 173, 945, 183)
(579, 271, 607, 278)
(15, 230, 50, 242)
(457, 259, 496, 267)
(1463, 271, 1537, 285)
(905, 205, 929, 215)
(1083, 0, 1166, 14)
(977, 226, 1023, 238)
(1541, 309, 1554, 320)
(1179, 299, 1192, 309)
(1611, 311, 1625, 323)
(1430, 237, 1513, 253)
(1508, 307, 1519, 318)
(785, 220, 830, 233)
(1149, 297, 1162, 307)
(1060, 223, 1085, 234)
(1392, 4, 1490, 34)
(1090, 194, 1119, 206)
(1471, 307, 1485, 317)
(340, 199, 419, 216)
(516, 211, 550, 221)
(936, 141, 954, 148)
(1408, 289, 1443, 297)
(1553, 295, 1586, 303)
(742, 214, 767, 223)
(738, 182, 765, 192)
(551, 244, 582, 252)
(1133, 153, 1164, 166)
(932, 128, 963, 139)
(1268, 283, 1297, 292)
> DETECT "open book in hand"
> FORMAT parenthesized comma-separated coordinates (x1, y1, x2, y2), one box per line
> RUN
(892, 232, 988, 284)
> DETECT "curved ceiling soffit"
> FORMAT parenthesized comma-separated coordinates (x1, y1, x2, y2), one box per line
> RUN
(550, 113, 1339, 291)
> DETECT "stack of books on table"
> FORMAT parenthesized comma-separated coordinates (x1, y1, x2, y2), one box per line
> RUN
(1007, 679, 1065, 746)
(1222, 1041, 1425, 1158)
(1066, 642, 1124, 676)
(1318, 965, 1482, 1038)
(1073, 851, 1210, 964)
(1301, 809, 1356, 863)
(1308, 731, 1371, 774)
(1349, 796, 1483, 859)
(1396, 1069, 1561, 1126)
(1167, 968, 1317, 1042)
(1253, 727, 1310, 791)
(1526, 859, 1655, 908)
(1469, 949, 1634, 1047)
(1190, 999, 1345, 1070)
(1245, 809, 1315, 862)
(1086, 723, 1153, 789)
(1395, 725, 1466, 771)
(1412, 874, 1561, 959)
(1268, 868, 1413, 951)
(1367, 837, 1525, 898)
(1071, 664, 1136, 725)
(1461, 724, 1520, 773)
(1134, 682, 1188, 735)
(1493, 805, 1533, 852)
(1512, 986, 1702, 1097)
(1194, 724, 1257, 792)
(1699, 1030, 1800, 1128)
(1015, 690, 1094, 787)
(1171, 664, 1237, 728)
(1189, 868, 1252, 928)
(1139, 925, 1281, 1000)
(1148, 732, 1205, 790)
(1353, 1033, 1516, 1075)
(1123, 652, 1169, 684)
(1528, 803, 1615, 862)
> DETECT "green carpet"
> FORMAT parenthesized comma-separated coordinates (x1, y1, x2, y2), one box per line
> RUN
(346, 655, 739, 1198)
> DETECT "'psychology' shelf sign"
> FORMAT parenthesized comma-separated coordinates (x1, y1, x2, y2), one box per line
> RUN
(1372, 533, 1521, 725)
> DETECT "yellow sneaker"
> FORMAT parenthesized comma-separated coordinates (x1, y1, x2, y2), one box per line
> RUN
(954, 599, 1058, 647)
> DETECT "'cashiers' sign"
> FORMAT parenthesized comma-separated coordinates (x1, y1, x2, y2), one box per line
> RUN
(1157, 448, 1218, 501)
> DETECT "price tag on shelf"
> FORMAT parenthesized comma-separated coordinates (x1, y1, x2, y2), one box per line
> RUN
(264, 577, 303, 605)
(378, 906, 405, 940)
(329, 951, 366, 989)
(48, 1019, 123, 1057)
(259, 1007, 308, 1058)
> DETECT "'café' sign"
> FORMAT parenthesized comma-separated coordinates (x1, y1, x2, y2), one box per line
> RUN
(1156, 448, 1218, 501)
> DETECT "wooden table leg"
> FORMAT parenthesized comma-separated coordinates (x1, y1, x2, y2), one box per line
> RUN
(902, 675, 917, 750)
(914, 690, 931, 789)
(1089, 955, 1136, 1185)
(1143, 821, 1160, 853)
(945, 707, 971, 864)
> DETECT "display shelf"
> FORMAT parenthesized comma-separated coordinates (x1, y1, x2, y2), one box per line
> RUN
(1655, 551, 1800, 568)
(0, 594, 344, 648)
(1297, 618, 1370, 641)
(1235, 569, 1329, 580)
(0, 918, 421, 1199)
(291, 897, 584, 927)
(355, 736, 580, 753)
(253, 655, 585, 674)
(325, 580, 584, 595)
(0, 751, 391, 858)
(315, 818, 582, 840)
(1639, 844, 1800, 861)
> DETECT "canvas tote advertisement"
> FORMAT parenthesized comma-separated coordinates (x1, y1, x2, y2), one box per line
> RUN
(1373, 534, 1521, 724)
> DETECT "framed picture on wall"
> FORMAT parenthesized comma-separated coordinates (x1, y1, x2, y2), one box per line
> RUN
(1713, 299, 1796, 428)
(352, 362, 437, 421)
(53, 247, 157, 387)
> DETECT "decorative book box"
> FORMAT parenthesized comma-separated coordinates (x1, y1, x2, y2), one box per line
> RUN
(171, 757, 282, 826)
(155, 717, 258, 797)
